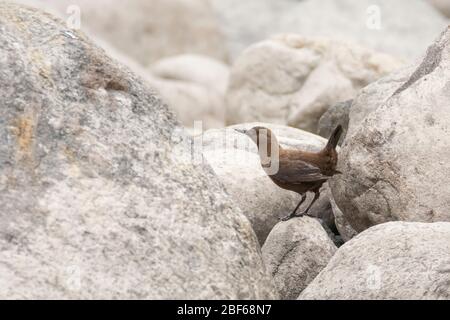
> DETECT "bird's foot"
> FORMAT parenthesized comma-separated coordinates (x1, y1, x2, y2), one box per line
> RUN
(280, 214, 296, 221)
(296, 211, 314, 218)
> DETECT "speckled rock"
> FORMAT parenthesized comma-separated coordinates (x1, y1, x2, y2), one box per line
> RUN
(225, 34, 402, 132)
(262, 217, 337, 299)
(0, 3, 277, 299)
(300, 222, 450, 299)
(330, 27, 450, 232)
(202, 123, 334, 244)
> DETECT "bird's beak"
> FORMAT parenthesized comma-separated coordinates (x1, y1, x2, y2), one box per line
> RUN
(334, 170, 343, 175)
(234, 129, 247, 134)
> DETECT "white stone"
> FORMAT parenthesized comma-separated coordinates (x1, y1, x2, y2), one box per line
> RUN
(0, 3, 276, 299)
(300, 222, 450, 299)
(262, 217, 337, 299)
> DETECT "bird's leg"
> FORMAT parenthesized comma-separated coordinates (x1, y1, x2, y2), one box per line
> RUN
(281, 193, 306, 221)
(295, 189, 320, 217)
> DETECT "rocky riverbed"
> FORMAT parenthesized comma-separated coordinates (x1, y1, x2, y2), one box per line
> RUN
(0, 0, 450, 299)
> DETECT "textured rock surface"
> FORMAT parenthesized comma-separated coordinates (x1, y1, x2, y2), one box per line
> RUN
(330, 27, 450, 232)
(202, 123, 334, 244)
(0, 3, 277, 299)
(317, 100, 352, 146)
(346, 65, 415, 138)
(15, 0, 228, 65)
(211, 0, 448, 61)
(262, 217, 337, 300)
(225, 34, 402, 132)
(299, 222, 450, 299)
(148, 54, 229, 129)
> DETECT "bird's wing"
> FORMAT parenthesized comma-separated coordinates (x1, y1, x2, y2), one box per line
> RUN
(272, 159, 330, 183)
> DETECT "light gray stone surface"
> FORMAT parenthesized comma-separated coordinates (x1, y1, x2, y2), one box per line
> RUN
(262, 217, 337, 299)
(330, 27, 450, 232)
(346, 64, 415, 138)
(225, 34, 402, 132)
(0, 3, 277, 299)
(150, 54, 230, 96)
(300, 222, 450, 300)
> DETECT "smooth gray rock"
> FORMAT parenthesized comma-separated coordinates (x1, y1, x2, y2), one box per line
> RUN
(330, 27, 450, 232)
(211, 0, 448, 61)
(299, 222, 450, 300)
(0, 3, 277, 299)
(317, 100, 352, 146)
(262, 217, 337, 300)
(202, 123, 335, 244)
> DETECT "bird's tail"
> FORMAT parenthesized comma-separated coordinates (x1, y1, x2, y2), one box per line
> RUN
(325, 125, 343, 150)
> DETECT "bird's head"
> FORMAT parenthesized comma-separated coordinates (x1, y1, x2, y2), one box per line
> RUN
(235, 126, 280, 170)
(234, 126, 275, 148)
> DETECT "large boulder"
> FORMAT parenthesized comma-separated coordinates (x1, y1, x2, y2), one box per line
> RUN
(202, 123, 334, 244)
(346, 64, 415, 138)
(148, 54, 229, 129)
(299, 222, 450, 299)
(262, 217, 337, 300)
(225, 34, 402, 133)
(15, 0, 228, 65)
(330, 27, 450, 233)
(0, 3, 277, 299)
(211, 0, 448, 61)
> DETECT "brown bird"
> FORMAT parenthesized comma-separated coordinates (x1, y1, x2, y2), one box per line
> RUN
(235, 125, 343, 221)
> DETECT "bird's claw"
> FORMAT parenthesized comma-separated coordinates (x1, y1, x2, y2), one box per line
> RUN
(280, 212, 313, 221)
(280, 215, 294, 221)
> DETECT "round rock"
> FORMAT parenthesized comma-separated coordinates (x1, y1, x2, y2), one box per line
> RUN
(300, 222, 450, 299)
(331, 27, 450, 232)
(262, 217, 337, 299)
